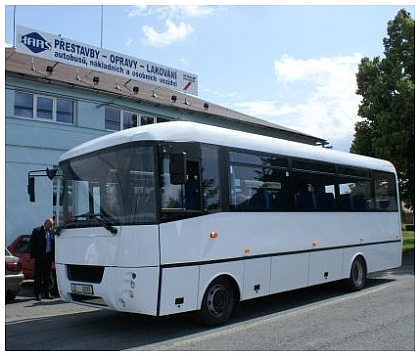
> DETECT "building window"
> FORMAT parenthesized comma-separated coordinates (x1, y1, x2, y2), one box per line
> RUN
(14, 92, 33, 118)
(36, 96, 53, 120)
(14, 91, 74, 124)
(105, 107, 120, 131)
(123, 111, 137, 129)
(157, 117, 171, 123)
(105, 106, 156, 131)
(141, 115, 155, 126)
(57, 98, 74, 124)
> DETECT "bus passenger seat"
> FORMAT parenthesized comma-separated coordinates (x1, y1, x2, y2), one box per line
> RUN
(296, 191, 316, 210)
(337, 194, 353, 211)
(353, 194, 368, 211)
(249, 188, 271, 210)
(316, 192, 335, 210)
(272, 191, 288, 210)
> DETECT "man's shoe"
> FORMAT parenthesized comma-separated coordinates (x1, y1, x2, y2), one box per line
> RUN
(35, 295, 41, 301)
(45, 294, 54, 299)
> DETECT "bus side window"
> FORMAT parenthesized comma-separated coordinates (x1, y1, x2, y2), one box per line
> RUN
(373, 171, 398, 211)
(201, 145, 221, 212)
(170, 153, 187, 185)
(160, 157, 183, 209)
(185, 160, 201, 210)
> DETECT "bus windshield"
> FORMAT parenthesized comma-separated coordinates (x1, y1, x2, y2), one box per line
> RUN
(60, 144, 156, 228)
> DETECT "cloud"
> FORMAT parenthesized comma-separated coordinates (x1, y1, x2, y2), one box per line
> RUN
(164, 5, 216, 18)
(127, 6, 149, 18)
(129, 5, 216, 19)
(124, 38, 134, 47)
(141, 20, 193, 46)
(234, 100, 297, 117)
(232, 53, 363, 152)
(129, 5, 216, 47)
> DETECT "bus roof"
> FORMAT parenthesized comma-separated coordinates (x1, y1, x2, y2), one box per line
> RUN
(60, 121, 395, 173)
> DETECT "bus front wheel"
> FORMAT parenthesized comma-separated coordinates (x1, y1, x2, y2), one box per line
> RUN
(198, 277, 235, 326)
(346, 256, 366, 291)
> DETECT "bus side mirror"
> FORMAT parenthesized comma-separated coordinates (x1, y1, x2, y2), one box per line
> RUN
(170, 153, 187, 185)
(46, 168, 58, 180)
(27, 167, 60, 202)
(28, 176, 35, 202)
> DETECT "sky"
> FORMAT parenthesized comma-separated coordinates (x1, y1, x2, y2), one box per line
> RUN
(3, 2, 416, 152)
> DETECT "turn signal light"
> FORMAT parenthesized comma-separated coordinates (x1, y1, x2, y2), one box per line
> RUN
(210, 232, 218, 239)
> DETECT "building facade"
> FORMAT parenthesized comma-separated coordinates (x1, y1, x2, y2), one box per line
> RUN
(5, 47, 326, 245)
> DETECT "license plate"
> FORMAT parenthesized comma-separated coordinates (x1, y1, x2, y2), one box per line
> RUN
(71, 283, 94, 295)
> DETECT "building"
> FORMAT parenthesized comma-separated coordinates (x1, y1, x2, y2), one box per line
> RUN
(5, 46, 327, 245)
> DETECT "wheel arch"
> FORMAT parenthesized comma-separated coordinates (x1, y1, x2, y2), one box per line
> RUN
(196, 273, 241, 326)
(217, 274, 241, 302)
(345, 251, 369, 278)
(345, 253, 368, 291)
(352, 253, 368, 274)
(198, 271, 242, 308)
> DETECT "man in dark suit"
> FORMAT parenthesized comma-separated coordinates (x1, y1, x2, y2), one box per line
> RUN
(30, 218, 55, 300)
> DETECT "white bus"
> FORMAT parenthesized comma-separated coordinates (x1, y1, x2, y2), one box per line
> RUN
(54, 121, 402, 326)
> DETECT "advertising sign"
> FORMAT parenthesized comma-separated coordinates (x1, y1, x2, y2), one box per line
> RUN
(15, 26, 198, 95)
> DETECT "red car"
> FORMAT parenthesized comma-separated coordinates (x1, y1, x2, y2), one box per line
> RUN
(7, 234, 33, 279)
(5, 247, 24, 300)
(7, 234, 56, 280)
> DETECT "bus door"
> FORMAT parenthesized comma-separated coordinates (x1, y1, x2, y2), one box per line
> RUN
(158, 146, 203, 315)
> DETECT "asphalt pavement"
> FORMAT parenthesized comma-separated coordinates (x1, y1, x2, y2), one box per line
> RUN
(5, 250, 415, 351)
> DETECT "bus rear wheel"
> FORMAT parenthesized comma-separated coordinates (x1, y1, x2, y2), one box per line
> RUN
(346, 256, 366, 291)
(198, 277, 235, 326)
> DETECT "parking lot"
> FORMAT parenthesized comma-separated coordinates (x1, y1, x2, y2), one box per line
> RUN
(5, 251, 414, 351)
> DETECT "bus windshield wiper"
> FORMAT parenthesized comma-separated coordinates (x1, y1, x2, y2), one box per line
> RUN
(55, 213, 118, 235)
(91, 214, 118, 234)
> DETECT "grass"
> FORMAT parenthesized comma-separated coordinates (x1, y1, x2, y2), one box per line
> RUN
(402, 229, 415, 252)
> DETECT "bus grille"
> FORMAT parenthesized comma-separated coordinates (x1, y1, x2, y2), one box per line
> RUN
(66, 264, 104, 283)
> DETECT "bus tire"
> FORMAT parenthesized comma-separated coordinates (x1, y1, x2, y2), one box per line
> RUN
(198, 277, 235, 326)
(346, 256, 366, 291)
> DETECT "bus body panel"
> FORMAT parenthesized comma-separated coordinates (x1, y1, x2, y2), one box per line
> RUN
(308, 249, 344, 286)
(56, 264, 160, 315)
(373, 241, 402, 271)
(56, 225, 160, 267)
(270, 253, 309, 294)
(159, 212, 401, 270)
(56, 225, 161, 315)
(158, 211, 401, 307)
(56, 212, 401, 317)
(159, 266, 199, 315)
(243, 257, 271, 299)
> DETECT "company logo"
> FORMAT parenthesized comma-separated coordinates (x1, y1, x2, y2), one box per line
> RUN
(20, 31, 52, 53)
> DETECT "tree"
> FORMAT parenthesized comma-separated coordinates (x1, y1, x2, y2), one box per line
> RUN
(351, 9, 415, 210)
